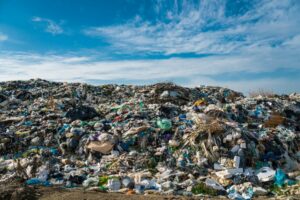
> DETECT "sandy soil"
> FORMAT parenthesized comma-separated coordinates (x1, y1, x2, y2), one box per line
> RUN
(0, 183, 225, 200)
(38, 187, 219, 200)
(0, 183, 296, 200)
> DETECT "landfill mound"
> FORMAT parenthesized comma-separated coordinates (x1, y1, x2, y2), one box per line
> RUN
(0, 79, 299, 200)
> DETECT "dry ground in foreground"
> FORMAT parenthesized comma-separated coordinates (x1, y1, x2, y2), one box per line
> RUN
(1, 183, 298, 200)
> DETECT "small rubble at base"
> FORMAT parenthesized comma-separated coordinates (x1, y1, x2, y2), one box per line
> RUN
(0, 180, 38, 200)
(0, 79, 299, 200)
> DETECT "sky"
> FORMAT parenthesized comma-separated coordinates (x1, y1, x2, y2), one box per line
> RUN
(0, 0, 300, 94)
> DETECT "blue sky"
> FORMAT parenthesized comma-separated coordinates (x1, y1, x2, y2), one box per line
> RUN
(0, 0, 300, 94)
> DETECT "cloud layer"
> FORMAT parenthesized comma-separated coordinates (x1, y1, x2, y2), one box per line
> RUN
(1, 1, 299, 95)
(32, 17, 64, 35)
(84, 0, 300, 55)
(0, 51, 299, 94)
(0, 33, 8, 41)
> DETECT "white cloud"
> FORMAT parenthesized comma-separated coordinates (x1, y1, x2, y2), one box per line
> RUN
(83, 0, 300, 55)
(1, 1, 299, 95)
(0, 33, 8, 41)
(79, 0, 300, 95)
(188, 77, 300, 95)
(32, 16, 64, 35)
(0, 51, 299, 94)
(283, 34, 300, 47)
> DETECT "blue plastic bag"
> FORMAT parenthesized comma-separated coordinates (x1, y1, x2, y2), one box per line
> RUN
(274, 168, 286, 187)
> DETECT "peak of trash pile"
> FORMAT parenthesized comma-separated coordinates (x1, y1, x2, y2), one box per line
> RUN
(0, 79, 299, 199)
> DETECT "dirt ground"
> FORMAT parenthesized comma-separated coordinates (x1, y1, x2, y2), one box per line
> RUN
(36, 187, 297, 200)
(38, 187, 224, 200)
(0, 183, 226, 200)
(0, 183, 297, 200)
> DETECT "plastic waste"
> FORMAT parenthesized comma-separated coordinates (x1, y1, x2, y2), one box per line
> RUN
(274, 168, 286, 187)
(205, 178, 225, 191)
(0, 80, 299, 199)
(157, 118, 172, 131)
(82, 177, 99, 187)
(256, 167, 276, 182)
(26, 178, 52, 186)
(107, 178, 121, 191)
(86, 141, 114, 154)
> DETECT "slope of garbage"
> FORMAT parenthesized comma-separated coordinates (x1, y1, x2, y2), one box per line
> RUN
(0, 79, 299, 199)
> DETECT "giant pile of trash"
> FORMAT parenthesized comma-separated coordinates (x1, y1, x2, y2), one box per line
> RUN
(0, 79, 299, 199)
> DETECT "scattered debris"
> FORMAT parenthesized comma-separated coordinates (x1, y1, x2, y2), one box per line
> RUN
(0, 79, 299, 199)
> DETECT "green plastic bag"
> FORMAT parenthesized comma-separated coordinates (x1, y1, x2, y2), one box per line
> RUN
(157, 118, 172, 131)
(98, 176, 108, 186)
